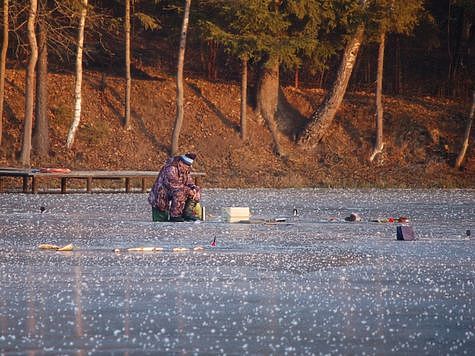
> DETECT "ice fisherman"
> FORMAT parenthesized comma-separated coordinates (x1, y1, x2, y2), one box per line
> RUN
(148, 153, 201, 222)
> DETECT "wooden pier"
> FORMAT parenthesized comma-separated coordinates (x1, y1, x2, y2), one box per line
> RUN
(0, 168, 205, 194)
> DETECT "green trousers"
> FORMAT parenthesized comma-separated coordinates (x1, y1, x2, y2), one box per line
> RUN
(152, 207, 169, 222)
(152, 202, 203, 222)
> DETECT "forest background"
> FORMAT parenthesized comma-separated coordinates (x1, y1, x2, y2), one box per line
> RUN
(0, 0, 474, 189)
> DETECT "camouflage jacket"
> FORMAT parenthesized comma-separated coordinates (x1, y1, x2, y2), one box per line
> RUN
(148, 156, 200, 210)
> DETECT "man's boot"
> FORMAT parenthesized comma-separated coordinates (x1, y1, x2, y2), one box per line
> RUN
(183, 199, 198, 221)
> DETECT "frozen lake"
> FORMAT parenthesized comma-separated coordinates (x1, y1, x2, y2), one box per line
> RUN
(0, 189, 474, 354)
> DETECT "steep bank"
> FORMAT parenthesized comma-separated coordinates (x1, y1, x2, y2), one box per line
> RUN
(0, 67, 473, 188)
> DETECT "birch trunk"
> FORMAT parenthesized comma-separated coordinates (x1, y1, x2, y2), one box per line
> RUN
(454, 91, 475, 169)
(66, 0, 88, 149)
(171, 0, 191, 156)
(298, 24, 365, 147)
(124, 0, 131, 129)
(370, 31, 386, 162)
(32, 15, 49, 158)
(20, 0, 38, 166)
(0, 0, 8, 146)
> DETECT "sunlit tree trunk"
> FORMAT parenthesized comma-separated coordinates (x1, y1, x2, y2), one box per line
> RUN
(240, 57, 248, 140)
(256, 59, 283, 156)
(66, 0, 88, 149)
(171, 0, 191, 156)
(32, 11, 49, 158)
(370, 31, 386, 162)
(318, 69, 326, 88)
(124, 0, 131, 129)
(455, 91, 475, 169)
(0, 0, 9, 146)
(20, 0, 38, 166)
(298, 24, 365, 147)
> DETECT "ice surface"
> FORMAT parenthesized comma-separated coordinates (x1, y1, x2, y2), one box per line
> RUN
(0, 189, 473, 354)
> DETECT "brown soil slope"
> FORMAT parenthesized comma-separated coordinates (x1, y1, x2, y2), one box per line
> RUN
(1, 66, 473, 188)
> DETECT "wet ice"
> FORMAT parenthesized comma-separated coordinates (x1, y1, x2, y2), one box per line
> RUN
(0, 188, 474, 354)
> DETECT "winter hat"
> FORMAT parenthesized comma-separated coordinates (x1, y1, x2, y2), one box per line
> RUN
(180, 152, 196, 166)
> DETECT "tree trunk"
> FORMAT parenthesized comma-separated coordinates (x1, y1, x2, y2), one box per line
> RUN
(450, 7, 471, 97)
(298, 24, 365, 147)
(32, 15, 49, 158)
(20, 0, 38, 166)
(256, 59, 283, 156)
(0, 0, 8, 146)
(66, 0, 87, 149)
(365, 57, 371, 85)
(124, 0, 131, 129)
(240, 57, 248, 140)
(370, 31, 385, 162)
(454, 91, 475, 169)
(318, 69, 325, 88)
(447, 0, 454, 93)
(207, 40, 218, 81)
(171, 0, 191, 156)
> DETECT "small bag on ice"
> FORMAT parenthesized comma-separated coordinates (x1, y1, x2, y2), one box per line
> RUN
(396, 225, 415, 241)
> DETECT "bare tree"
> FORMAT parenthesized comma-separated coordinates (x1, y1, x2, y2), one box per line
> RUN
(455, 91, 475, 169)
(0, 0, 8, 146)
(171, 0, 191, 156)
(20, 0, 38, 166)
(369, 31, 385, 162)
(124, 0, 131, 129)
(298, 24, 365, 147)
(66, 0, 88, 149)
(368, 0, 422, 161)
(32, 0, 49, 158)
